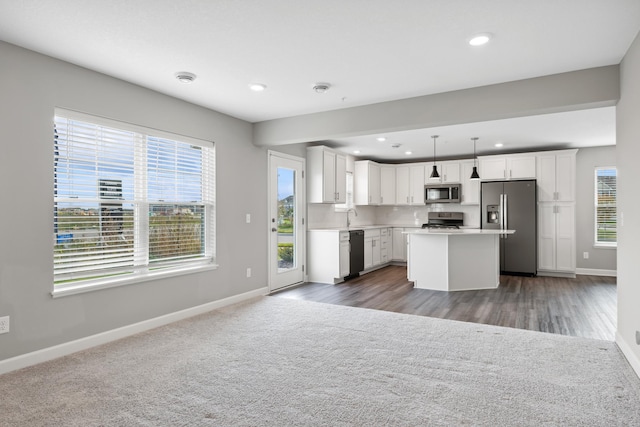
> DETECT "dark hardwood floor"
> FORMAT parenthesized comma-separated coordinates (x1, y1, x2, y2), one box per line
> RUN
(271, 265, 617, 341)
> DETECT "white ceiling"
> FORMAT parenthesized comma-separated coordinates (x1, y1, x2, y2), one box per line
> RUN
(1, 1, 639, 159)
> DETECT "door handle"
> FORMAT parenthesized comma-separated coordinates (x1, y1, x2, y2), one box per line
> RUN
(271, 227, 277, 232)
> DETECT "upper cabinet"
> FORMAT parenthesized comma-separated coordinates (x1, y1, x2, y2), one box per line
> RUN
(460, 160, 480, 205)
(396, 164, 426, 205)
(536, 150, 577, 202)
(478, 154, 536, 180)
(427, 161, 461, 184)
(307, 146, 347, 204)
(380, 165, 396, 206)
(354, 160, 381, 205)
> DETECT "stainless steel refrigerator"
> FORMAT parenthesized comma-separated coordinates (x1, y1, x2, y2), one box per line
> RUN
(481, 180, 537, 276)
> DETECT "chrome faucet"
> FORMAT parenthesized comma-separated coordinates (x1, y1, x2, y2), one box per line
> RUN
(346, 208, 358, 228)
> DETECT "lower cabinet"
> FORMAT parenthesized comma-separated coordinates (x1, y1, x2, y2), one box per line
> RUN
(538, 203, 576, 274)
(364, 229, 381, 270)
(308, 230, 349, 284)
(339, 233, 350, 278)
(391, 227, 419, 261)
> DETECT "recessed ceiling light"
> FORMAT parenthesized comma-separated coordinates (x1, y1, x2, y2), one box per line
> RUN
(377, 137, 386, 142)
(249, 83, 267, 92)
(469, 33, 492, 46)
(353, 150, 361, 154)
(175, 72, 196, 84)
(494, 143, 504, 148)
(312, 82, 331, 93)
(405, 151, 412, 155)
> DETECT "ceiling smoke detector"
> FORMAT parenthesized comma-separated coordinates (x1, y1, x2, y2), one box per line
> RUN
(175, 72, 196, 84)
(312, 83, 331, 93)
(391, 143, 401, 148)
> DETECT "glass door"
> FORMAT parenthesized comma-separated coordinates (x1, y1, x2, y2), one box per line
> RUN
(268, 152, 305, 291)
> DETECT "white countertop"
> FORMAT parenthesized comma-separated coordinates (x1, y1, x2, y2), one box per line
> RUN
(404, 229, 515, 235)
(309, 225, 478, 232)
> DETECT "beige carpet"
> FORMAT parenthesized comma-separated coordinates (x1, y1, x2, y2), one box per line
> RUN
(1, 296, 639, 426)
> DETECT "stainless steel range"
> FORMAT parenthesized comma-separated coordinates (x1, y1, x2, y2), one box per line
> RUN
(422, 212, 464, 229)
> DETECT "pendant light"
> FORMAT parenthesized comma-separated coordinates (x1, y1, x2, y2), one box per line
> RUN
(470, 137, 480, 180)
(429, 135, 440, 180)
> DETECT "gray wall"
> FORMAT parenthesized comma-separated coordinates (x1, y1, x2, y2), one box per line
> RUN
(0, 41, 268, 361)
(575, 146, 617, 271)
(617, 31, 640, 367)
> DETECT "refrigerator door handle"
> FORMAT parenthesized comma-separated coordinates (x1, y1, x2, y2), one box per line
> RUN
(499, 193, 504, 238)
(503, 193, 508, 238)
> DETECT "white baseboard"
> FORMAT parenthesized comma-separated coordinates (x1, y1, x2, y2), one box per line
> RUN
(616, 332, 640, 380)
(575, 268, 617, 277)
(0, 287, 269, 376)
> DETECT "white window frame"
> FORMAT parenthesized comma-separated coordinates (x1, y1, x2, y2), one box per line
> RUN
(334, 171, 354, 212)
(52, 109, 216, 297)
(594, 166, 617, 248)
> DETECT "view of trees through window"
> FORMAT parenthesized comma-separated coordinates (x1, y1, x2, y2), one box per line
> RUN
(595, 167, 617, 244)
(53, 114, 214, 285)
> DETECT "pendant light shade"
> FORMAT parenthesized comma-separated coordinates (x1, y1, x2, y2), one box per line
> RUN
(470, 137, 480, 180)
(430, 135, 440, 179)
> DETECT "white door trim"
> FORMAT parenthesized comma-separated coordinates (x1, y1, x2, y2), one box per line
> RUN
(267, 150, 306, 293)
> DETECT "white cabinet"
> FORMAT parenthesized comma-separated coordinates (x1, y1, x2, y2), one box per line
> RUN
(396, 166, 410, 205)
(429, 161, 461, 184)
(391, 227, 419, 261)
(409, 165, 426, 204)
(380, 165, 396, 206)
(538, 203, 575, 273)
(308, 230, 349, 284)
(479, 154, 536, 180)
(380, 228, 391, 264)
(307, 146, 347, 203)
(339, 232, 350, 278)
(392, 228, 405, 261)
(396, 164, 426, 205)
(354, 160, 381, 205)
(460, 160, 480, 205)
(536, 150, 577, 202)
(364, 228, 381, 270)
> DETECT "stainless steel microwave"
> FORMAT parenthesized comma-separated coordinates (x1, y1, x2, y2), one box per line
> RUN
(424, 183, 461, 204)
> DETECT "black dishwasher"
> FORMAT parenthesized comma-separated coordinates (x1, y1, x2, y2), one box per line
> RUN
(348, 230, 365, 278)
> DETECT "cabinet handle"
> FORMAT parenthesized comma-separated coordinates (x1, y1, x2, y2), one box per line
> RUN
(369, 195, 372, 203)
(510, 169, 513, 178)
(407, 196, 409, 203)
(411, 196, 414, 203)
(381, 196, 383, 203)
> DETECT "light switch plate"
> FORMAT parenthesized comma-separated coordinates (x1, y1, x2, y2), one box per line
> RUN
(246, 214, 251, 224)
(0, 316, 9, 334)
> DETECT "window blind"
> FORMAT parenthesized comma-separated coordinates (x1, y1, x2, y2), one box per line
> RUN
(595, 167, 616, 245)
(53, 113, 215, 287)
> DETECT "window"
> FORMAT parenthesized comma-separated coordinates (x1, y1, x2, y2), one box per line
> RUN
(595, 167, 616, 246)
(53, 110, 215, 294)
(334, 171, 354, 211)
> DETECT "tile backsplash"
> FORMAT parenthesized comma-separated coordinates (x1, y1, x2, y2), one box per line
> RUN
(308, 203, 481, 229)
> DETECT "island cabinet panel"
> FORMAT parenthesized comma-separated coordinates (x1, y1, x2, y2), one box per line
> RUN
(406, 230, 507, 292)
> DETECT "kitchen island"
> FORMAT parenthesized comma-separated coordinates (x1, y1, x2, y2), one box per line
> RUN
(405, 229, 515, 292)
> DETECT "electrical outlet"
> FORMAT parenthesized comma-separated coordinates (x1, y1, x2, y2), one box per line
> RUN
(0, 316, 9, 334)
(583, 252, 589, 259)
(246, 268, 252, 278)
